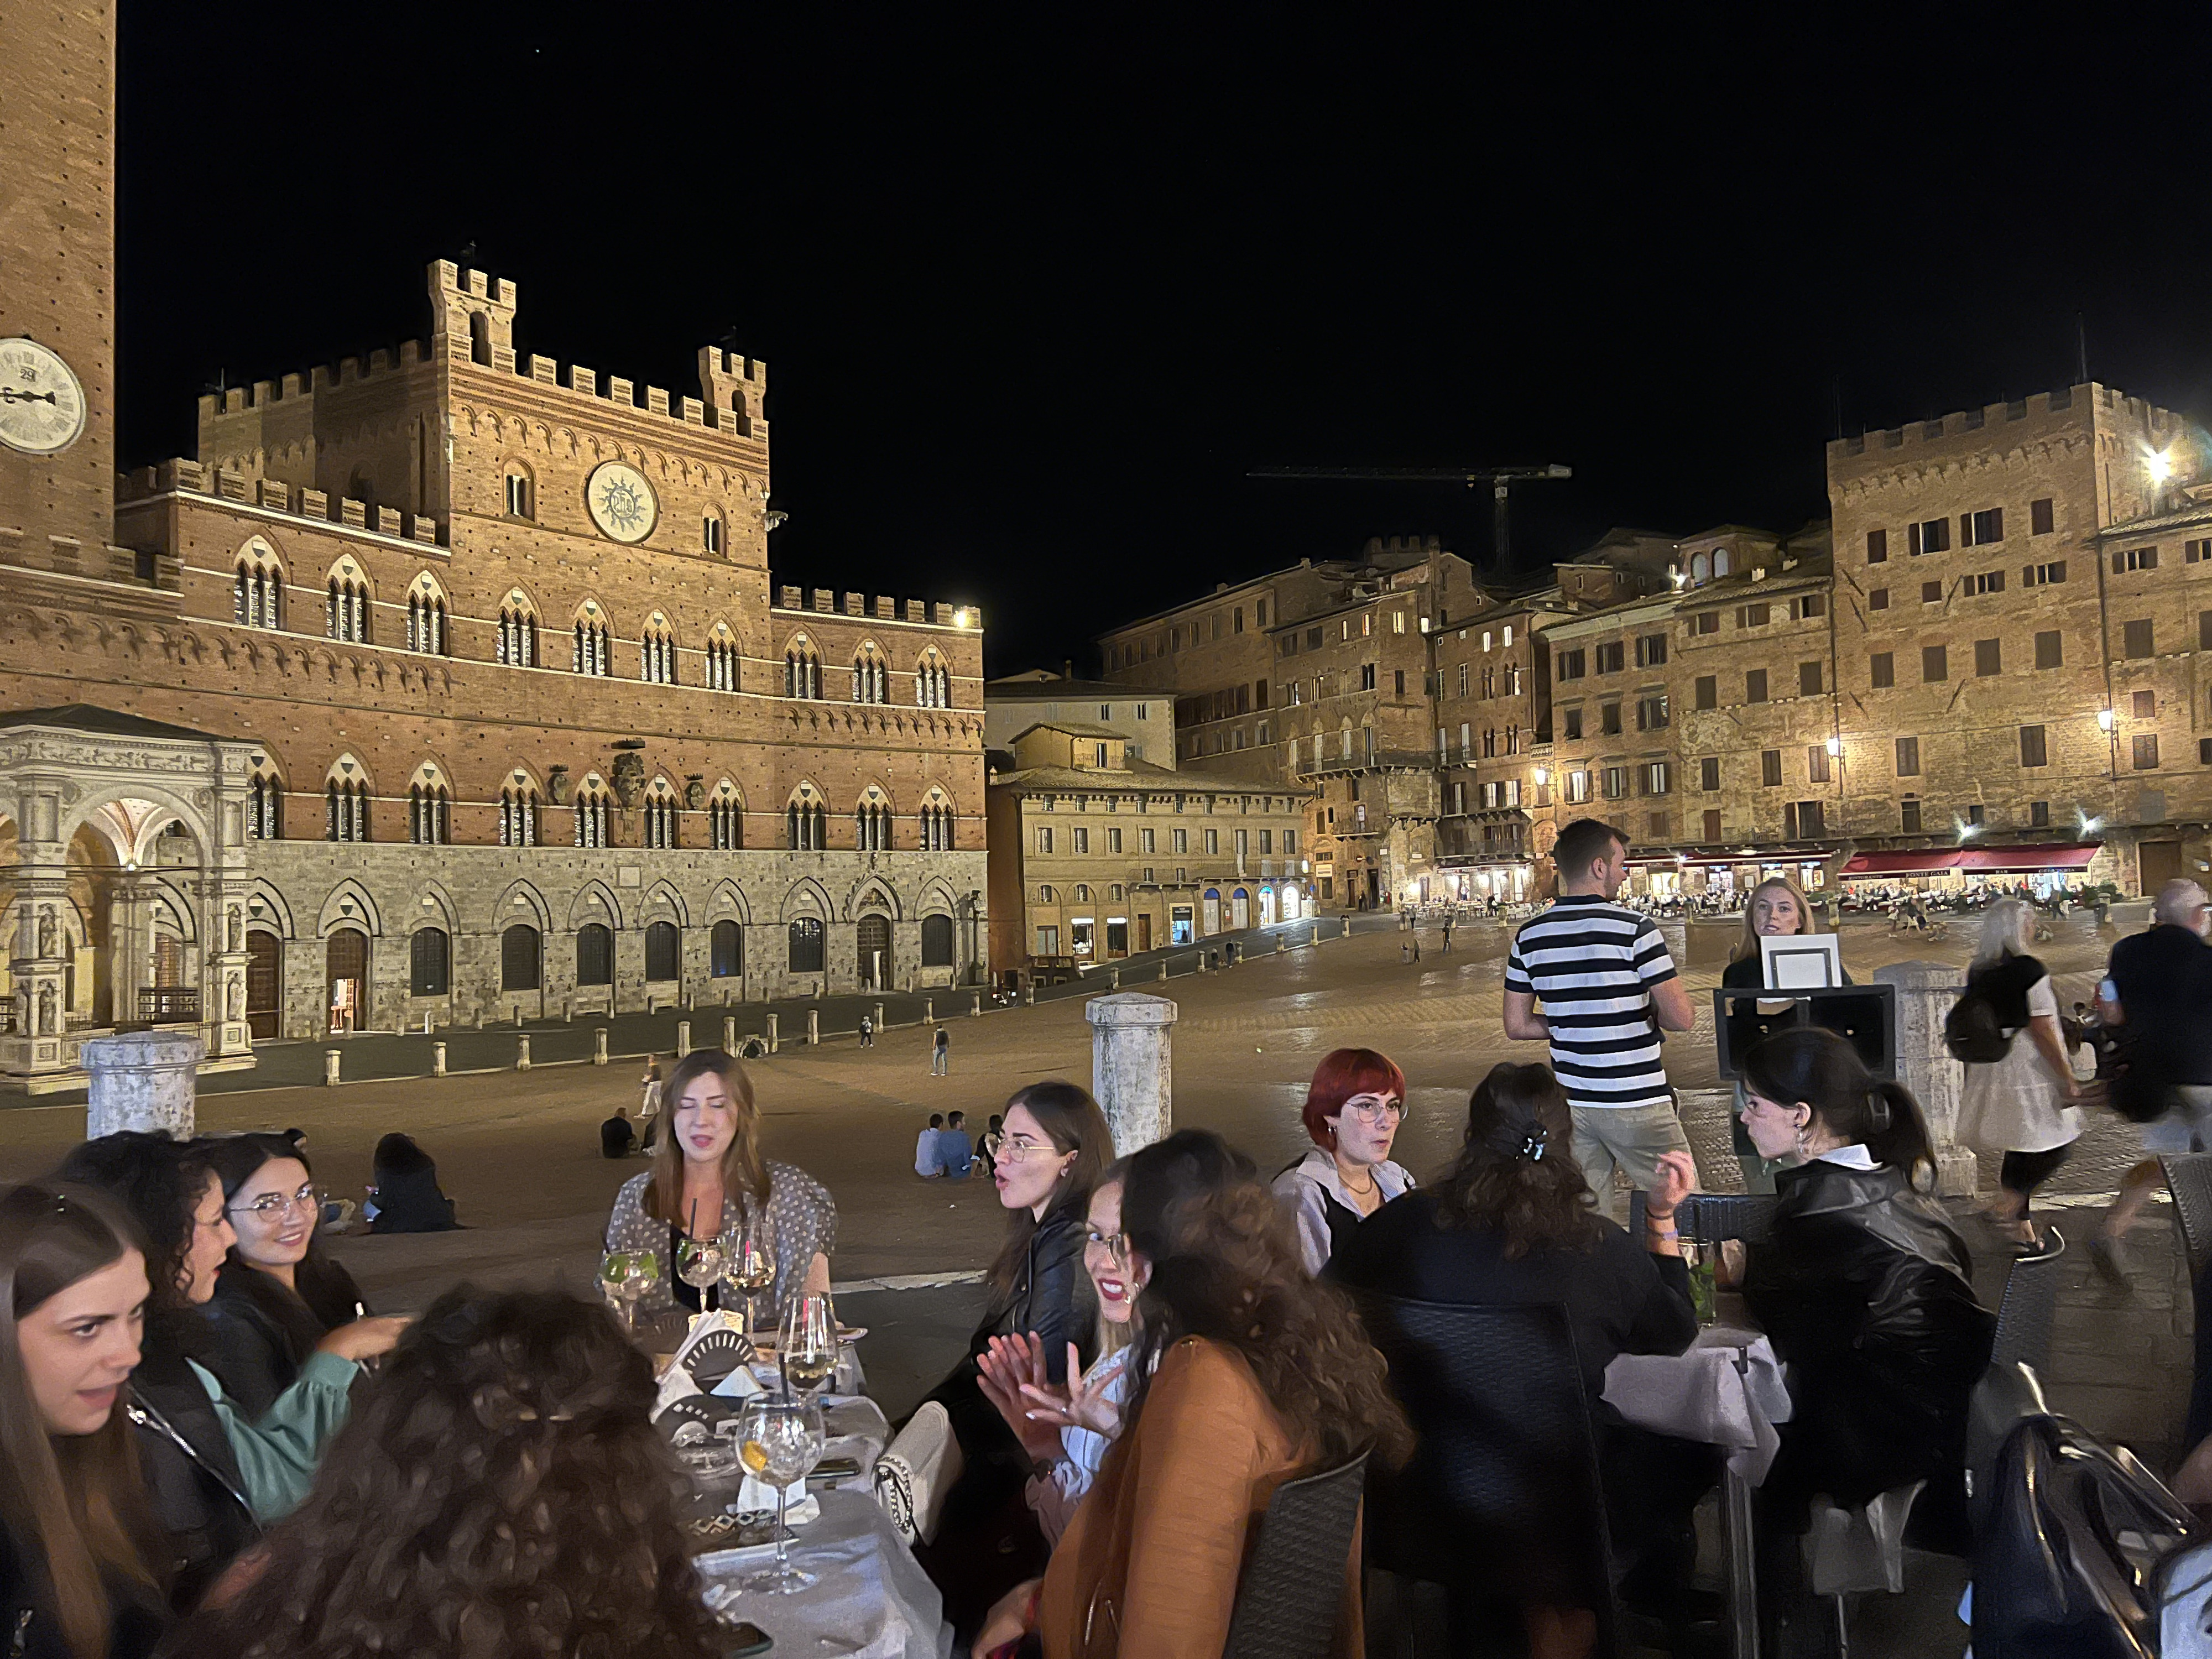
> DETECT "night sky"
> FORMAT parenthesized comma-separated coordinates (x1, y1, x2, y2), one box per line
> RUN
(117, 2, 2212, 676)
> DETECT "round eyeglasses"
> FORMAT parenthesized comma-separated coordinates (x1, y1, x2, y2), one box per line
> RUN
(227, 1183, 321, 1220)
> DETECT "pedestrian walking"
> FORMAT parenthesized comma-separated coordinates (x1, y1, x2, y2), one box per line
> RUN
(1954, 899, 2083, 1253)
(637, 1055, 664, 1152)
(1503, 818, 1698, 1218)
(859, 1013, 875, 1048)
(1441, 917, 1453, 953)
(2093, 879, 2212, 1281)
(931, 1025, 950, 1077)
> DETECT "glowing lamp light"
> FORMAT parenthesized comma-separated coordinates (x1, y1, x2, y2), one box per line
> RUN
(1824, 737, 1843, 757)
(2097, 708, 2116, 731)
(2147, 448, 2176, 484)
(2081, 815, 2104, 835)
(952, 607, 975, 628)
(1533, 766, 1550, 785)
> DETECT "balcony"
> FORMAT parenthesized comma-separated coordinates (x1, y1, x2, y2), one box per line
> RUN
(1293, 749, 1442, 779)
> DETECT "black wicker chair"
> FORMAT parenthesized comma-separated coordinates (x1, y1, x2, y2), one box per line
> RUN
(2159, 1152, 2212, 1285)
(1220, 1451, 1371, 1659)
(1989, 1228, 2067, 1376)
(1352, 1295, 1619, 1659)
(1627, 1189, 1778, 1245)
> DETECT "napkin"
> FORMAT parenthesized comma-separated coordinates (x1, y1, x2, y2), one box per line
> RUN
(728, 1477, 821, 1525)
(710, 1365, 766, 1400)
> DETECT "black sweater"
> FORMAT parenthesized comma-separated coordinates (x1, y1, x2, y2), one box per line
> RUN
(0, 1525, 164, 1659)
(199, 1257, 366, 1420)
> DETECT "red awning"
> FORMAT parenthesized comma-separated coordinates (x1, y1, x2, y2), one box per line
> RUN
(1955, 844, 2101, 874)
(1840, 851, 1962, 875)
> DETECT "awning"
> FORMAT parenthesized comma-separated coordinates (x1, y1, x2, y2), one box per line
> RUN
(1840, 851, 1961, 875)
(1957, 844, 2101, 874)
(1629, 849, 1837, 869)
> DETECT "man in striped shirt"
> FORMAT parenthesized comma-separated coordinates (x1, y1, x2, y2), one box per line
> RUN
(1504, 817, 1698, 1216)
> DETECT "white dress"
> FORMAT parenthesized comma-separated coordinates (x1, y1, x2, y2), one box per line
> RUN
(1956, 971, 2085, 1155)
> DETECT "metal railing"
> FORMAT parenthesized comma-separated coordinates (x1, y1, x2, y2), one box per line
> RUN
(138, 987, 201, 1022)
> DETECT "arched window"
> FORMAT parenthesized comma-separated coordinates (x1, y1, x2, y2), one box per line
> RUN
(786, 785, 826, 851)
(851, 644, 888, 704)
(410, 928, 451, 997)
(324, 758, 370, 843)
(642, 780, 680, 849)
(573, 604, 611, 676)
(246, 757, 284, 840)
(711, 919, 742, 978)
(405, 576, 448, 655)
(702, 512, 724, 556)
(853, 786, 893, 852)
(1690, 551, 1710, 585)
(1037, 885, 1056, 904)
(920, 914, 955, 968)
(504, 463, 534, 519)
(640, 614, 678, 685)
(705, 624, 739, 692)
(408, 769, 451, 845)
(709, 781, 744, 849)
(576, 923, 613, 987)
(787, 916, 825, 973)
(325, 560, 370, 644)
(1712, 548, 1732, 578)
(785, 637, 822, 699)
(919, 787, 955, 851)
(500, 925, 541, 992)
(1074, 884, 1092, 903)
(233, 543, 284, 630)
(495, 591, 539, 666)
(645, 921, 680, 982)
(573, 779, 612, 849)
(469, 312, 493, 367)
(499, 775, 540, 847)
(915, 649, 951, 708)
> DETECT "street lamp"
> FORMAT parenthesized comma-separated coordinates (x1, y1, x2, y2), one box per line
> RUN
(2097, 708, 2116, 731)
(1824, 737, 1842, 758)
(2147, 448, 2176, 484)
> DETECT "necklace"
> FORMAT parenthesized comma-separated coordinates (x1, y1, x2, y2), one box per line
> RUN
(1339, 1169, 1379, 1199)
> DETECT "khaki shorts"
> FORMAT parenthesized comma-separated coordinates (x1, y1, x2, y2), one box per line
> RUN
(1569, 1101, 1697, 1219)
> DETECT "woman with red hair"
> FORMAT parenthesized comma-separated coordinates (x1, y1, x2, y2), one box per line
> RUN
(1272, 1047, 1415, 1273)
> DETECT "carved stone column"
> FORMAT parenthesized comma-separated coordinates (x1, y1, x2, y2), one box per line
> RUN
(1872, 960, 1977, 1195)
(1087, 992, 1178, 1155)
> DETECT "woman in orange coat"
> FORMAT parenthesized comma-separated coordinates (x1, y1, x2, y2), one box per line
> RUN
(974, 1130, 1409, 1659)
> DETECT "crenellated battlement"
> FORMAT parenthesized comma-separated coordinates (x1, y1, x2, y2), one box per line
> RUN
(196, 340, 435, 425)
(771, 586, 978, 634)
(117, 460, 446, 549)
(1827, 382, 2185, 463)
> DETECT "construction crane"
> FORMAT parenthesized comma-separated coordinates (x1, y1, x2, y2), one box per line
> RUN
(1246, 463, 1572, 567)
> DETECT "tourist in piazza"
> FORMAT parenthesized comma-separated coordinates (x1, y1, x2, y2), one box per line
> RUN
(601, 1048, 836, 1327)
(1272, 1046, 1416, 1274)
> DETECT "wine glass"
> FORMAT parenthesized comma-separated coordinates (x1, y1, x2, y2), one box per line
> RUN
(599, 1251, 639, 1333)
(779, 1292, 838, 1398)
(735, 1394, 826, 1594)
(677, 1233, 727, 1318)
(617, 1252, 659, 1334)
(719, 1214, 774, 1339)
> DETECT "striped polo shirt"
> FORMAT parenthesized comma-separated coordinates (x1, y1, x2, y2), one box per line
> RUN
(1505, 893, 1678, 1111)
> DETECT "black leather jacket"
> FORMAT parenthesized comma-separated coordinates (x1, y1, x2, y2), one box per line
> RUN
(124, 1323, 259, 1613)
(0, 1524, 164, 1659)
(1743, 1160, 1994, 1536)
(970, 1205, 1094, 1385)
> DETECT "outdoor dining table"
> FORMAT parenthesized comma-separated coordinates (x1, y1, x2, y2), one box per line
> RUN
(1604, 1323, 1792, 1659)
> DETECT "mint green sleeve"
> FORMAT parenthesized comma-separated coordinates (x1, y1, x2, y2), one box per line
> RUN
(187, 1351, 358, 1523)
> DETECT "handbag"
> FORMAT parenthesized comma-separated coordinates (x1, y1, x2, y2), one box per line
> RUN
(873, 1400, 963, 1546)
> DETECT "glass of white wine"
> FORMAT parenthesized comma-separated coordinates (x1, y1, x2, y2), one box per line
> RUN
(719, 1214, 774, 1339)
(676, 1233, 727, 1317)
(779, 1292, 838, 1397)
(734, 1394, 826, 1594)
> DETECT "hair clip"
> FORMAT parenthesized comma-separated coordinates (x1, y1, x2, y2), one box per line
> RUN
(1519, 1131, 1547, 1162)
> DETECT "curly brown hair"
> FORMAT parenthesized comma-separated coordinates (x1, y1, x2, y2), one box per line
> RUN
(1119, 1130, 1411, 1470)
(169, 1286, 726, 1659)
(1430, 1062, 1606, 1260)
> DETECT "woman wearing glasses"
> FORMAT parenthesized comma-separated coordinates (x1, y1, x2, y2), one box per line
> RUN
(197, 1135, 374, 1418)
(1273, 1047, 1415, 1274)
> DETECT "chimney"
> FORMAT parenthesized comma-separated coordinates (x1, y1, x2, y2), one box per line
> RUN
(1063, 659, 1074, 680)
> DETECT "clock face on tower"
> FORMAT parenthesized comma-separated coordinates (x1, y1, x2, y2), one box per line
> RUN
(0, 338, 87, 455)
(585, 460, 658, 543)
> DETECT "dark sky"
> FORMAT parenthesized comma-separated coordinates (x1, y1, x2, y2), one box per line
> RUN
(117, 2, 2212, 676)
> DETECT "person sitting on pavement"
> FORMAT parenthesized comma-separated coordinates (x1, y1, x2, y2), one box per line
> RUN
(168, 1288, 730, 1659)
(1327, 1061, 1715, 1639)
(2093, 878, 2212, 1282)
(1272, 1047, 1416, 1275)
(0, 1179, 170, 1659)
(979, 1113, 1005, 1178)
(1736, 1029, 1994, 1575)
(599, 1105, 637, 1159)
(916, 1113, 947, 1177)
(365, 1134, 457, 1234)
(937, 1110, 977, 1179)
(602, 1048, 836, 1329)
(198, 1134, 375, 1420)
(53, 1134, 405, 1611)
(975, 1155, 1140, 1545)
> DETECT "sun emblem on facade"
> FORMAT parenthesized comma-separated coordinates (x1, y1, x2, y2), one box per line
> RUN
(584, 460, 658, 542)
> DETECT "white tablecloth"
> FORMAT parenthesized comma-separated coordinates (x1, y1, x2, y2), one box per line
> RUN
(697, 1488, 952, 1659)
(1602, 1325, 1793, 1483)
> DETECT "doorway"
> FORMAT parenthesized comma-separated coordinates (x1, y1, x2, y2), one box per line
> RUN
(2141, 840, 2184, 892)
(246, 931, 282, 1041)
(1135, 914, 1152, 952)
(857, 914, 891, 989)
(325, 928, 368, 1032)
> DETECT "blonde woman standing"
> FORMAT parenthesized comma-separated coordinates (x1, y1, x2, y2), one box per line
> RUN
(1719, 877, 1854, 1193)
(1955, 898, 2083, 1251)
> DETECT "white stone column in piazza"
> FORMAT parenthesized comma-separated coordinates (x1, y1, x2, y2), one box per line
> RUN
(84, 1029, 204, 1139)
(1087, 992, 1177, 1155)
(1872, 959, 1978, 1195)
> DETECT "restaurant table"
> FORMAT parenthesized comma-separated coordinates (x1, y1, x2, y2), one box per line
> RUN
(1604, 1325, 1792, 1659)
(696, 1486, 953, 1659)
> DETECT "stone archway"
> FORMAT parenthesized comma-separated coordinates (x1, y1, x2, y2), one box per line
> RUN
(857, 913, 892, 990)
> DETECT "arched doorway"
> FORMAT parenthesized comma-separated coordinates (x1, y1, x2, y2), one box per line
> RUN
(1201, 888, 1221, 935)
(857, 913, 891, 989)
(1280, 884, 1302, 921)
(1231, 888, 1251, 929)
(1258, 885, 1277, 925)
(325, 928, 368, 1032)
(245, 931, 282, 1041)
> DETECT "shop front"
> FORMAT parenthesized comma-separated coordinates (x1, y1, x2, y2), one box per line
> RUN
(1625, 849, 1838, 903)
(1839, 843, 2105, 901)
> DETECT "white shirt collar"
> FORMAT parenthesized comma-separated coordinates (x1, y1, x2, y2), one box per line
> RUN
(1813, 1142, 1879, 1170)
(1300, 1145, 1411, 1201)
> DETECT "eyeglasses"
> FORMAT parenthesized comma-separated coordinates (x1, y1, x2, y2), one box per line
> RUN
(227, 1183, 321, 1220)
(997, 1136, 1062, 1162)
(1339, 1098, 1403, 1125)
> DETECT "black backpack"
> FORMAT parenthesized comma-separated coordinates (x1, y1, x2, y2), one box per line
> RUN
(1943, 984, 2013, 1065)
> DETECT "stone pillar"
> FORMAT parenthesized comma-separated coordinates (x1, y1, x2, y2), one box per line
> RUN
(874, 1001, 886, 1035)
(1159, 960, 1170, 983)
(1022, 983, 1036, 1005)
(676, 1020, 692, 1058)
(593, 1027, 609, 1066)
(1275, 936, 1285, 953)
(971, 991, 982, 1016)
(517, 1034, 531, 1070)
(5, 865, 73, 1080)
(1873, 961, 1978, 1194)
(806, 1010, 818, 1045)
(432, 1041, 447, 1077)
(766, 1013, 780, 1053)
(1109, 968, 1121, 989)
(724, 1015, 738, 1052)
(323, 1048, 341, 1087)
(82, 1030, 202, 1138)
(1198, 951, 1211, 974)
(1087, 992, 1178, 1154)
(923, 998, 934, 1024)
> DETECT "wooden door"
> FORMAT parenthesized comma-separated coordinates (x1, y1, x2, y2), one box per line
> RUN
(2141, 840, 2184, 892)
(325, 928, 368, 1031)
(857, 914, 891, 988)
(1135, 914, 1152, 953)
(246, 931, 281, 1041)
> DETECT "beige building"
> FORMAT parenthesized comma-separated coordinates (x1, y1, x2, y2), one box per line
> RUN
(985, 723, 1311, 984)
(981, 673, 1174, 765)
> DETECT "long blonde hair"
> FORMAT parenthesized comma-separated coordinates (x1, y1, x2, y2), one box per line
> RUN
(1729, 874, 1816, 964)
(1973, 898, 2036, 971)
(644, 1050, 769, 1223)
